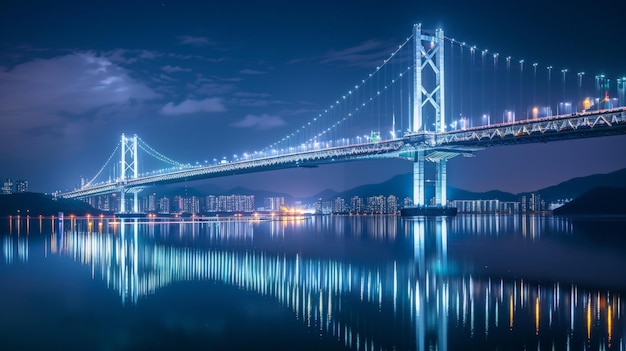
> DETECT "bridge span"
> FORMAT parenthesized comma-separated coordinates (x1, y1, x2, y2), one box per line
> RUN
(55, 23, 626, 213)
(58, 107, 626, 204)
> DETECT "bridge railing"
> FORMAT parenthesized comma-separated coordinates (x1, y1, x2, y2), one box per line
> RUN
(436, 107, 626, 146)
(59, 140, 406, 198)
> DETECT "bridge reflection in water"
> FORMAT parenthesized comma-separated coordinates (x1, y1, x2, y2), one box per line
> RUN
(3, 215, 624, 350)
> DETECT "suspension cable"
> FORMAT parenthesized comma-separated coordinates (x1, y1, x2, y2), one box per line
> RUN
(137, 137, 188, 167)
(260, 34, 414, 153)
(84, 142, 121, 187)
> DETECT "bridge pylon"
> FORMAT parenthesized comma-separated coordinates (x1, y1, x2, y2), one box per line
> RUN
(120, 133, 140, 213)
(410, 24, 452, 208)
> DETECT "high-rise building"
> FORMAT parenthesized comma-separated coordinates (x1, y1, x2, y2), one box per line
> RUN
(367, 195, 386, 214)
(403, 197, 413, 209)
(182, 196, 200, 214)
(350, 196, 364, 214)
(387, 195, 398, 213)
(159, 196, 170, 214)
(264, 197, 284, 211)
(216, 195, 255, 212)
(147, 193, 157, 212)
(2, 178, 13, 194)
(333, 197, 347, 213)
(205, 195, 217, 212)
(172, 195, 183, 213)
(15, 180, 28, 193)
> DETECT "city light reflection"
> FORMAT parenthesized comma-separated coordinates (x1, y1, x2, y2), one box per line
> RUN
(1, 216, 624, 350)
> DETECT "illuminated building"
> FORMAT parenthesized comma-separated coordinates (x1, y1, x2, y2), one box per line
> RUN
(15, 180, 28, 193)
(2, 178, 13, 194)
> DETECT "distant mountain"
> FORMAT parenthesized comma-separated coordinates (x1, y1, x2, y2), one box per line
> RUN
(447, 188, 518, 202)
(143, 184, 225, 197)
(553, 187, 626, 215)
(536, 169, 626, 203)
(0, 192, 100, 216)
(119, 167, 626, 208)
(309, 189, 340, 201)
(306, 173, 518, 202)
(307, 168, 626, 204)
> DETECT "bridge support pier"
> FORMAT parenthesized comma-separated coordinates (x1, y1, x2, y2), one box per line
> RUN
(413, 150, 425, 206)
(120, 187, 126, 213)
(120, 187, 143, 214)
(435, 160, 447, 207)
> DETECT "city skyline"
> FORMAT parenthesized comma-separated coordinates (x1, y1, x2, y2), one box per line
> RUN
(1, 1, 625, 197)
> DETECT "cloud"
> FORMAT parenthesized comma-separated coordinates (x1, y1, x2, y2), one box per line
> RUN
(231, 113, 286, 130)
(319, 39, 393, 68)
(178, 35, 214, 46)
(161, 65, 191, 73)
(160, 97, 226, 115)
(0, 52, 157, 135)
(239, 68, 266, 75)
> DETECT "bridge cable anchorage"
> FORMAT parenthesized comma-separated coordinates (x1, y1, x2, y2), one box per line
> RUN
(259, 34, 414, 154)
(84, 141, 121, 187)
(137, 136, 189, 168)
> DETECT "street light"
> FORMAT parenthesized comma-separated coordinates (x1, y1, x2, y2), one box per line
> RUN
(577, 72, 584, 107)
(533, 63, 538, 104)
(557, 102, 571, 115)
(547, 66, 553, 112)
(561, 69, 568, 102)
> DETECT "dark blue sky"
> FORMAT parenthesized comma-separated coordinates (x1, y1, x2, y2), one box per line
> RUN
(1, 0, 625, 197)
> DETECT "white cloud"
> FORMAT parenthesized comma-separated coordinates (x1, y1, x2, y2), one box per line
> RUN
(160, 97, 226, 115)
(0, 52, 157, 131)
(320, 39, 392, 68)
(239, 68, 266, 75)
(161, 65, 191, 73)
(178, 36, 214, 46)
(231, 113, 286, 130)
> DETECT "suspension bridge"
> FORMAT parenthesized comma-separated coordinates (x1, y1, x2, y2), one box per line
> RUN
(56, 24, 626, 213)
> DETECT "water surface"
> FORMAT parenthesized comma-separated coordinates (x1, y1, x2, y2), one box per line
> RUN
(1, 214, 624, 350)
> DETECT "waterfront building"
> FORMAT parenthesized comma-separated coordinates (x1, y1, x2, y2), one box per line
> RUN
(2, 178, 13, 194)
(158, 196, 170, 214)
(387, 195, 399, 213)
(350, 196, 364, 214)
(205, 195, 217, 212)
(367, 195, 386, 214)
(264, 197, 284, 211)
(15, 180, 28, 193)
(334, 197, 347, 213)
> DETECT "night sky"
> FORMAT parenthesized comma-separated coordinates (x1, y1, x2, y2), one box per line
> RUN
(1, 0, 625, 197)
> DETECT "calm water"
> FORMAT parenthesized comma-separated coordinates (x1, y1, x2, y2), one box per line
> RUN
(1, 214, 625, 350)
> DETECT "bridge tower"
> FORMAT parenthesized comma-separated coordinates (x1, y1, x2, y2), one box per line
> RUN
(120, 133, 139, 213)
(411, 24, 450, 207)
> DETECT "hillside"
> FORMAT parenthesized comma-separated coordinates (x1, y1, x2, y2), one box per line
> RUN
(0, 192, 100, 216)
(552, 187, 626, 215)
(308, 168, 626, 205)
(537, 169, 626, 203)
(308, 172, 518, 202)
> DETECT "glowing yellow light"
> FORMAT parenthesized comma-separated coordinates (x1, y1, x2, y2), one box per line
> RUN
(535, 297, 540, 335)
(587, 299, 591, 340)
(608, 304, 612, 344)
(509, 294, 514, 329)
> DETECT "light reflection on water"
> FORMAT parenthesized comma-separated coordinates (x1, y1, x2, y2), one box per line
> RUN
(1, 214, 625, 350)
